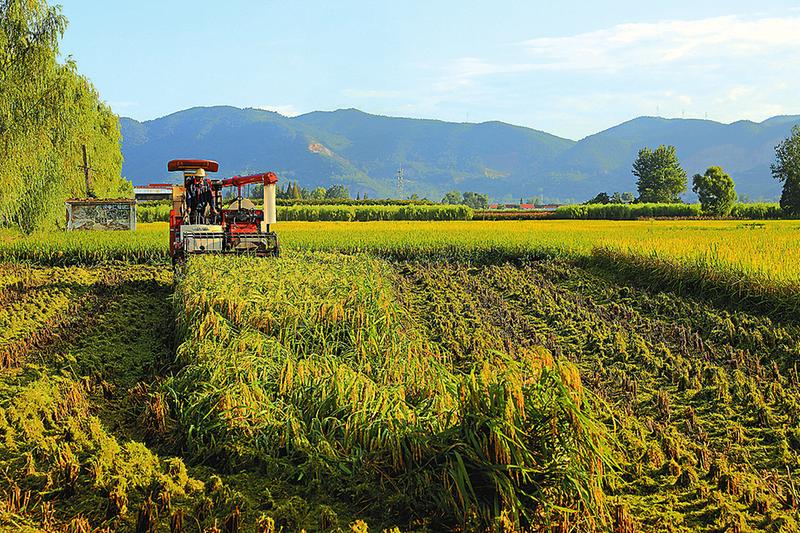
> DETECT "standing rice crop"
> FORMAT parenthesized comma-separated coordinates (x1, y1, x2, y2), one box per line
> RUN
(165, 252, 614, 530)
(0, 223, 167, 265)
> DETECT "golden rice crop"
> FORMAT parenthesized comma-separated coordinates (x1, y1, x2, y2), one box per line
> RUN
(3, 219, 798, 288)
(165, 252, 614, 530)
(276, 219, 800, 282)
(0, 223, 166, 265)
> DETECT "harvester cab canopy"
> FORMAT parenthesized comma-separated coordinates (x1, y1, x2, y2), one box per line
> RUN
(167, 159, 220, 173)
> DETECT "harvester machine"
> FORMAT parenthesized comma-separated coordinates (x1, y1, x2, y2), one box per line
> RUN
(167, 159, 279, 263)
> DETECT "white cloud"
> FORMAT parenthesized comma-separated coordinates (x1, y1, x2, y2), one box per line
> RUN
(255, 104, 302, 117)
(435, 15, 800, 86)
(421, 13, 800, 138)
(342, 89, 403, 99)
(519, 15, 800, 72)
(434, 57, 536, 92)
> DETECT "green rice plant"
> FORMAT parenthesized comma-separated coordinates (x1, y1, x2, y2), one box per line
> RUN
(277, 204, 473, 222)
(137, 202, 172, 223)
(553, 203, 703, 220)
(729, 203, 784, 220)
(0, 223, 167, 265)
(555, 201, 786, 220)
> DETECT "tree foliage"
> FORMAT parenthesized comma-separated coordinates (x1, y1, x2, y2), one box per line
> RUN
(633, 145, 687, 203)
(309, 187, 326, 200)
(441, 191, 462, 205)
(692, 166, 737, 216)
(587, 191, 635, 205)
(462, 192, 488, 209)
(325, 184, 350, 200)
(441, 190, 488, 209)
(0, 0, 130, 230)
(272, 183, 352, 201)
(587, 192, 610, 204)
(772, 125, 800, 216)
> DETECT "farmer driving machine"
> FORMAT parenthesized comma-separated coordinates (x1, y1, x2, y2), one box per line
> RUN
(167, 159, 279, 263)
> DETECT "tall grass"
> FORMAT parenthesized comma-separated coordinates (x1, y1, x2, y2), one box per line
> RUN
(729, 202, 784, 219)
(134, 204, 473, 222)
(554, 202, 785, 220)
(137, 202, 171, 223)
(554, 203, 702, 219)
(0, 224, 166, 265)
(278, 204, 473, 221)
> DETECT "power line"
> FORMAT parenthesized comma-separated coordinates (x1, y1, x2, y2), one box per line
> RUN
(396, 165, 404, 199)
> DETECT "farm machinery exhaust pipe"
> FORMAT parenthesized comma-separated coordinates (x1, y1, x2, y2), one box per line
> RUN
(167, 159, 280, 263)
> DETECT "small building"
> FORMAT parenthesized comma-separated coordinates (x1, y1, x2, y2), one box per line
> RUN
(65, 198, 137, 230)
(134, 183, 173, 202)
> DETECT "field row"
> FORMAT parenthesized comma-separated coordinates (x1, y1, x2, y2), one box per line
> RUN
(553, 202, 784, 220)
(2, 244, 800, 530)
(164, 253, 611, 530)
(2, 220, 800, 280)
(137, 202, 788, 223)
(2, 220, 799, 325)
(162, 253, 800, 530)
(0, 263, 219, 531)
(137, 203, 474, 223)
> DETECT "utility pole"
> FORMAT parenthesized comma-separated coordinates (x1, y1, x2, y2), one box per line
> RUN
(396, 165, 404, 199)
(80, 144, 95, 198)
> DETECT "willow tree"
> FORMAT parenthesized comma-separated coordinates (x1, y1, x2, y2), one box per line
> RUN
(0, 0, 130, 230)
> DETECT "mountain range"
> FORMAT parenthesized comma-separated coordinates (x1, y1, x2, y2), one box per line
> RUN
(120, 106, 799, 202)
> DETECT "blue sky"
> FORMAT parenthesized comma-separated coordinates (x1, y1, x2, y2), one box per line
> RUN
(59, 1, 800, 139)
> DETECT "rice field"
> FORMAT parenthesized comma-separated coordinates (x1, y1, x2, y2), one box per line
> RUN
(277, 220, 800, 283)
(0, 218, 799, 531)
(2, 219, 800, 282)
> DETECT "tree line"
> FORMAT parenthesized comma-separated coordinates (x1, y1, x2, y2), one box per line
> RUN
(248, 182, 357, 201)
(0, 0, 131, 230)
(260, 182, 492, 210)
(587, 126, 800, 217)
(441, 190, 489, 210)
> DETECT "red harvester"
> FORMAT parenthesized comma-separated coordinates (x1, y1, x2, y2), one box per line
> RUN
(167, 159, 279, 263)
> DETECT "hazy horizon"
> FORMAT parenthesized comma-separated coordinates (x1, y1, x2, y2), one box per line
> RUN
(122, 103, 800, 143)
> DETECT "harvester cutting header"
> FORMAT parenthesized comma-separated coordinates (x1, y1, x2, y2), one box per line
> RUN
(168, 159, 279, 263)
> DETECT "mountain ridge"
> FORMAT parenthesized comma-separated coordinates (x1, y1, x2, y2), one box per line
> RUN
(120, 106, 799, 202)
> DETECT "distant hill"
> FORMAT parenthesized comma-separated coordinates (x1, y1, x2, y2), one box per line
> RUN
(120, 107, 799, 202)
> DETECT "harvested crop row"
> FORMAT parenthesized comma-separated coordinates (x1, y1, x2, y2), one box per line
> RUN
(0, 372, 205, 531)
(0, 264, 292, 532)
(166, 252, 613, 531)
(431, 259, 800, 532)
(0, 264, 111, 367)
